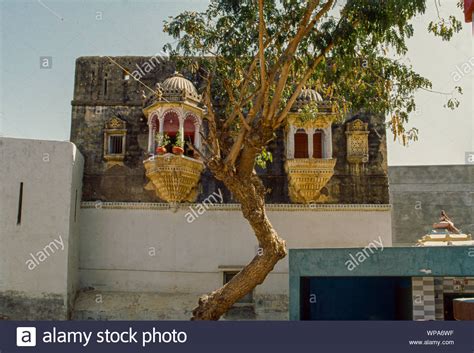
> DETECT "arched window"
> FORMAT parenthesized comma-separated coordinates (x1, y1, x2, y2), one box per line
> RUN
(294, 129, 308, 158)
(163, 111, 179, 138)
(162, 111, 180, 149)
(147, 109, 203, 157)
(313, 130, 323, 158)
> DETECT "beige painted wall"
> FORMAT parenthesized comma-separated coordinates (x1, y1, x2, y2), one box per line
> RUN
(79, 205, 392, 295)
(0, 138, 83, 303)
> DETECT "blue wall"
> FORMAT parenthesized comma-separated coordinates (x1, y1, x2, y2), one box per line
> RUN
(289, 246, 474, 320)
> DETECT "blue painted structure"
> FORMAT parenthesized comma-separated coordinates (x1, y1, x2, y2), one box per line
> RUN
(289, 246, 474, 320)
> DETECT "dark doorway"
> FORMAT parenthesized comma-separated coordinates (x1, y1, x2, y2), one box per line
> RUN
(301, 277, 413, 320)
(312, 131, 323, 158)
(294, 130, 308, 158)
(443, 293, 474, 320)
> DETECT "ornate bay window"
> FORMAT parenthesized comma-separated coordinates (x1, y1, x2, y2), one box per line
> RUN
(147, 109, 202, 156)
(287, 125, 333, 160)
(284, 89, 337, 204)
(142, 72, 205, 203)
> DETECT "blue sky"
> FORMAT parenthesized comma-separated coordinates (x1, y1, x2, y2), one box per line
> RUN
(1, 0, 472, 165)
(0, 0, 209, 139)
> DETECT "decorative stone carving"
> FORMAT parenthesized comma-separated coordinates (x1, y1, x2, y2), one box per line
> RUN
(345, 119, 369, 175)
(81, 201, 392, 212)
(287, 113, 334, 130)
(285, 158, 336, 203)
(106, 116, 126, 130)
(143, 154, 204, 203)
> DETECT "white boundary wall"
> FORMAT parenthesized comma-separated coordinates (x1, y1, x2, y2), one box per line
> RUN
(79, 204, 392, 296)
(0, 137, 84, 317)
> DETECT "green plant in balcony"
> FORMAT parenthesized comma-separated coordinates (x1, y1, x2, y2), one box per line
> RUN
(172, 131, 185, 155)
(155, 132, 171, 155)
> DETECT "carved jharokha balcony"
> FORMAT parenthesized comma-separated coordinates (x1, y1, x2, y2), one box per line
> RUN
(285, 158, 337, 203)
(143, 154, 204, 203)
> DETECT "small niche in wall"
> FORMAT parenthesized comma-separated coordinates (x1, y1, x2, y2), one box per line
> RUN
(74, 189, 78, 223)
(103, 73, 109, 96)
(17, 182, 23, 225)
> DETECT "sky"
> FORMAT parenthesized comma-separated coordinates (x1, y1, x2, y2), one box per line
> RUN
(0, 0, 472, 166)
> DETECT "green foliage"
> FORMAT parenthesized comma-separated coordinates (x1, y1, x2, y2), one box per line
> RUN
(163, 0, 462, 147)
(155, 132, 171, 147)
(444, 86, 463, 110)
(255, 147, 273, 170)
(174, 131, 184, 148)
(428, 15, 463, 41)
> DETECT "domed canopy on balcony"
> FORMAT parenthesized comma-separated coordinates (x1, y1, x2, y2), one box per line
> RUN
(297, 88, 323, 102)
(292, 88, 323, 111)
(162, 72, 198, 95)
(156, 72, 201, 105)
(290, 87, 337, 119)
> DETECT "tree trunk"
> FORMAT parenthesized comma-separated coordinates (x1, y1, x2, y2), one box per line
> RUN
(191, 173, 287, 320)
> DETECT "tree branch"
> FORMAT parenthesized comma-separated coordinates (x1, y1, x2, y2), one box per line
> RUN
(273, 41, 334, 129)
(258, 0, 266, 89)
(266, 0, 335, 121)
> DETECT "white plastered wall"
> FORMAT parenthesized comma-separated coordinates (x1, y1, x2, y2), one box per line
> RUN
(0, 137, 83, 309)
(79, 205, 392, 296)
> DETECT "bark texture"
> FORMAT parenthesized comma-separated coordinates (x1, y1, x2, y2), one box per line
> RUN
(191, 166, 287, 320)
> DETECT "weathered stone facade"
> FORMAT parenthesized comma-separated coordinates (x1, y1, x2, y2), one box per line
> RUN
(389, 165, 474, 245)
(71, 56, 389, 204)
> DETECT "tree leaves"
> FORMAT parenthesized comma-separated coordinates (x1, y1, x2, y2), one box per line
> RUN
(163, 0, 462, 151)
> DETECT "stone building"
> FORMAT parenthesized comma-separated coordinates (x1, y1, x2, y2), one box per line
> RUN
(1, 56, 393, 320)
(71, 56, 389, 205)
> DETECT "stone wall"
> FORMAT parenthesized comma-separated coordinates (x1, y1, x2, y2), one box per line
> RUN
(71, 56, 389, 204)
(389, 165, 474, 245)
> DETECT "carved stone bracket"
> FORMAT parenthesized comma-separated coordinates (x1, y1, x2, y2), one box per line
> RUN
(285, 158, 336, 203)
(143, 154, 204, 203)
(345, 119, 369, 175)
